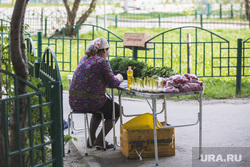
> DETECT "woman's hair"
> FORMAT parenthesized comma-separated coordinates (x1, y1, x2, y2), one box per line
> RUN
(97, 49, 105, 57)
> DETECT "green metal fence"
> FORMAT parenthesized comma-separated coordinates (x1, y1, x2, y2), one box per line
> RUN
(243, 37, 250, 77)
(0, 36, 63, 166)
(0, 68, 63, 167)
(1, 3, 249, 37)
(47, 24, 127, 72)
(143, 26, 234, 77)
(45, 24, 250, 78)
(143, 26, 249, 78)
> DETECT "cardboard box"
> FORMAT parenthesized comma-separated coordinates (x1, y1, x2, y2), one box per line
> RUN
(120, 124, 175, 159)
(123, 33, 152, 49)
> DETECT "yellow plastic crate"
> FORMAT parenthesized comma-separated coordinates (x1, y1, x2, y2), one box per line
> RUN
(123, 113, 162, 130)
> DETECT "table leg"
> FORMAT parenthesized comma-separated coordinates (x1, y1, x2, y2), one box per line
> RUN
(118, 90, 123, 125)
(199, 93, 202, 159)
(111, 89, 116, 150)
(152, 98, 159, 166)
(163, 98, 167, 123)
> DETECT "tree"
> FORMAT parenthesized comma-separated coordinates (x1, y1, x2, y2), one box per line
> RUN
(245, 0, 250, 18)
(63, 0, 98, 36)
(0, 43, 3, 167)
(9, 0, 29, 166)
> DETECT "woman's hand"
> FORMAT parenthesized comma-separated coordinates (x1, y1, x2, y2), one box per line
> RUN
(115, 73, 124, 82)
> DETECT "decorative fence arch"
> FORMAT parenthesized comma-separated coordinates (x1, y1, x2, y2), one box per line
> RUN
(144, 26, 238, 77)
(47, 24, 127, 72)
(39, 46, 63, 101)
(243, 37, 250, 77)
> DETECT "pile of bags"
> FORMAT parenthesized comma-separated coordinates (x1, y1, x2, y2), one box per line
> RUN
(161, 73, 204, 93)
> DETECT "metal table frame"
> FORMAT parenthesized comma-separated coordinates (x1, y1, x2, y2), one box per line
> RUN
(111, 87, 203, 166)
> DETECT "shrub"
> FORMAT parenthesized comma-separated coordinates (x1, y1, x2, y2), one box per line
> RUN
(109, 57, 177, 78)
(141, 66, 177, 78)
(109, 57, 146, 78)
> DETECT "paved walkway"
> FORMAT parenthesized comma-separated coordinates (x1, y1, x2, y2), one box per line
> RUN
(63, 90, 250, 167)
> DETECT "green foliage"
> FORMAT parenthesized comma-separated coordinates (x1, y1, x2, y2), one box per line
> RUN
(141, 66, 177, 78)
(109, 57, 147, 78)
(64, 135, 78, 145)
(109, 57, 178, 79)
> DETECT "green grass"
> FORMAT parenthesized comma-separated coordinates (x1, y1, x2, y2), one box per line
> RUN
(108, 12, 187, 19)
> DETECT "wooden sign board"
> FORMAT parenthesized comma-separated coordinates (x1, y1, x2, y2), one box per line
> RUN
(123, 33, 152, 49)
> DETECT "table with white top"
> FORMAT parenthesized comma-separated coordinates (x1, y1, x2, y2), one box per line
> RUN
(111, 80, 203, 166)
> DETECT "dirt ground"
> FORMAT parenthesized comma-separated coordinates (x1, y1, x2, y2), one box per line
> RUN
(63, 142, 90, 167)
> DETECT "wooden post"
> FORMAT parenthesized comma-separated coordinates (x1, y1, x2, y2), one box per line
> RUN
(187, 33, 192, 73)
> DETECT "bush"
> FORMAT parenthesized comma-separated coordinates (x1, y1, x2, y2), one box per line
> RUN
(109, 57, 177, 78)
(141, 66, 177, 78)
(109, 57, 146, 78)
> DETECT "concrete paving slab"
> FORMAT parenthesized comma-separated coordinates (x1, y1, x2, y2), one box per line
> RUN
(63, 91, 250, 167)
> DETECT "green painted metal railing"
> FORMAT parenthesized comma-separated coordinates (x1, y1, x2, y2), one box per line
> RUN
(45, 24, 250, 79)
(144, 26, 237, 77)
(243, 37, 250, 77)
(142, 26, 249, 79)
(39, 46, 63, 100)
(0, 68, 63, 167)
(47, 24, 127, 72)
(1, 37, 63, 166)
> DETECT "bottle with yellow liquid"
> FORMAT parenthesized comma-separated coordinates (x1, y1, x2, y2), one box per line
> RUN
(127, 66, 133, 90)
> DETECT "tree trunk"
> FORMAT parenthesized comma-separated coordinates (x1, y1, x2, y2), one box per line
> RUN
(63, 0, 98, 36)
(245, 0, 249, 18)
(0, 44, 5, 167)
(10, 0, 29, 166)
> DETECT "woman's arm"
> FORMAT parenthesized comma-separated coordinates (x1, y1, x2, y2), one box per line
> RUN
(101, 59, 123, 88)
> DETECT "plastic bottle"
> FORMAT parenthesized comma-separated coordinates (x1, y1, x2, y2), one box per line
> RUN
(127, 66, 133, 90)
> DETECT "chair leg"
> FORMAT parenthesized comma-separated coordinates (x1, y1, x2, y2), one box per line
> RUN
(84, 113, 88, 156)
(67, 112, 72, 153)
(86, 114, 92, 148)
(98, 111, 106, 151)
(71, 113, 74, 134)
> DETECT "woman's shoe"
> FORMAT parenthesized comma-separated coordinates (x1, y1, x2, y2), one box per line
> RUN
(96, 141, 114, 150)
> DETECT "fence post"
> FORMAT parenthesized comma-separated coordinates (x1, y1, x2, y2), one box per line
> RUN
(195, 9, 197, 19)
(158, 13, 161, 28)
(236, 39, 242, 94)
(132, 47, 138, 60)
(37, 31, 42, 62)
(50, 81, 63, 167)
(41, 8, 44, 33)
(44, 18, 47, 37)
(115, 14, 118, 28)
(200, 14, 203, 28)
(187, 33, 191, 73)
(34, 62, 40, 78)
(96, 15, 99, 31)
(231, 4, 234, 19)
(249, 15, 250, 29)
(207, 4, 211, 18)
(220, 4, 222, 19)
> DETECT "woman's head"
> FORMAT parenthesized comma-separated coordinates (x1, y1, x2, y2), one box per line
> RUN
(85, 37, 109, 59)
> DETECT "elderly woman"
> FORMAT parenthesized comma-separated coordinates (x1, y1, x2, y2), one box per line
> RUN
(69, 37, 123, 149)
